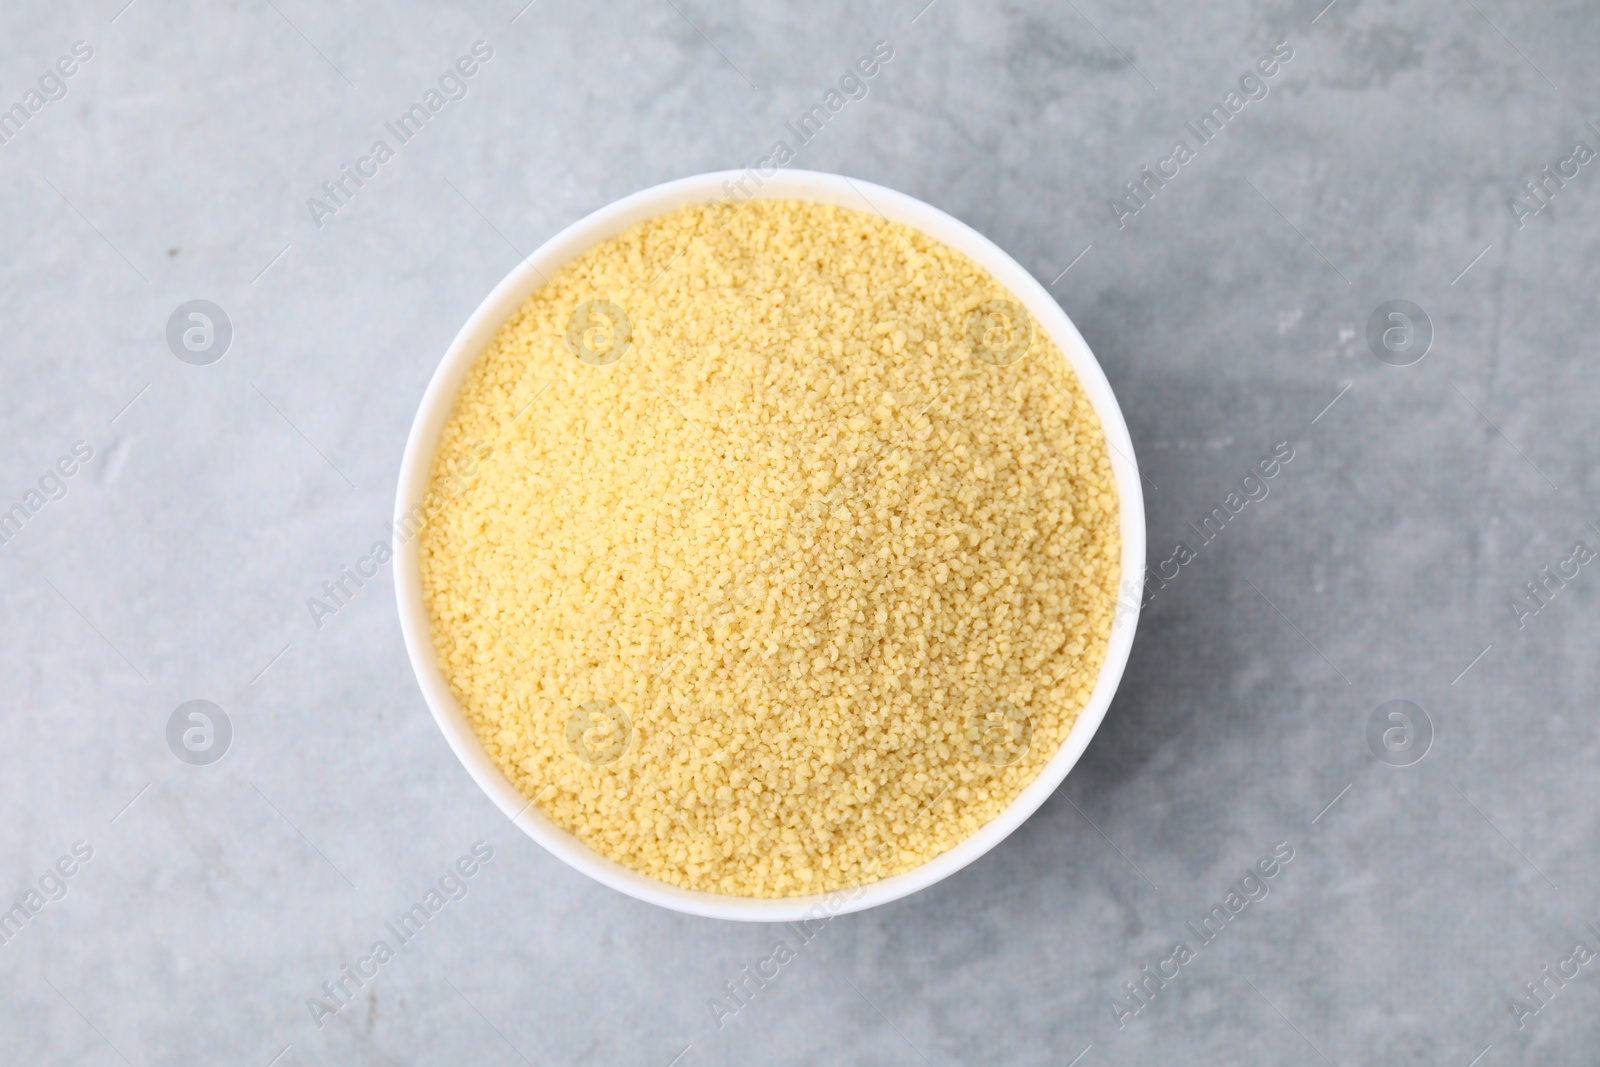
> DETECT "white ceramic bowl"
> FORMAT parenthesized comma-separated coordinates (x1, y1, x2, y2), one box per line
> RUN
(394, 170, 1144, 921)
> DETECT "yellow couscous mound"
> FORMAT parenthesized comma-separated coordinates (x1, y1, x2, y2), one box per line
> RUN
(419, 199, 1119, 897)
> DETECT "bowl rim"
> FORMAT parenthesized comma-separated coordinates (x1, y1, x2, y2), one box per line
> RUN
(393, 169, 1144, 921)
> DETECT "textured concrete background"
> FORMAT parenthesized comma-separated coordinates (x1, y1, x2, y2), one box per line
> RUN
(2, 0, 1598, 1063)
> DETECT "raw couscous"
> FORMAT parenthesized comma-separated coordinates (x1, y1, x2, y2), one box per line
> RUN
(419, 198, 1119, 897)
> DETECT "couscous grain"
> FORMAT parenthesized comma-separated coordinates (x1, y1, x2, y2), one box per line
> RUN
(419, 199, 1119, 897)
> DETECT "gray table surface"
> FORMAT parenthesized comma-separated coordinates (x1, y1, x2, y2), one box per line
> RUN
(3, 0, 1598, 1063)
